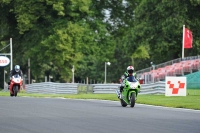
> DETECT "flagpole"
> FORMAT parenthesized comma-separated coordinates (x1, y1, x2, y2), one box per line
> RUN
(182, 25, 185, 59)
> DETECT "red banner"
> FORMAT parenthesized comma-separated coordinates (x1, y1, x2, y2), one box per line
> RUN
(184, 28, 193, 48)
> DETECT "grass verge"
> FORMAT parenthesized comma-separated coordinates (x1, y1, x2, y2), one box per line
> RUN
(0, 89, 200, 110)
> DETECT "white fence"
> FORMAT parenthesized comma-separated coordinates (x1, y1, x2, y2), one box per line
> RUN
(24, 82, 165, 95)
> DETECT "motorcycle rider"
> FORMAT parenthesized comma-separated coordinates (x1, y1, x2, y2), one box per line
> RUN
(8, 65, 23, 89)
(117, 66, 136, 99)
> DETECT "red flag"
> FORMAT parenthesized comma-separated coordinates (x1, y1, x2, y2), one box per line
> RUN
(184, 28, 193, 48)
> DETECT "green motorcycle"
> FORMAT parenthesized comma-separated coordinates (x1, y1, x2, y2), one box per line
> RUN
(116, 75, 141, 108)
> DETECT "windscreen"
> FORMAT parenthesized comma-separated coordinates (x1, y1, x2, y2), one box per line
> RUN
(127, 76, 137, 82)
(14, 74, 19, 78)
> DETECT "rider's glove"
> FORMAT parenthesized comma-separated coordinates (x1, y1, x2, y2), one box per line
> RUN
(124, 72, 129, 77)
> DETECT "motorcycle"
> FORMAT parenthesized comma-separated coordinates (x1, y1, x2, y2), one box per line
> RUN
(9, 74, 23, 97)
(116, 75, 141, 108)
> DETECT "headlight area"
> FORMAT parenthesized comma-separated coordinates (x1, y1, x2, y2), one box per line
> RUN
(131, 85, 136, 89)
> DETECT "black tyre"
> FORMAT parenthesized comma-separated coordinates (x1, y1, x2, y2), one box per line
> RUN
(130, 92, 136, 108)
(120, 99, 127, 107)
(13, 86, 18, 97)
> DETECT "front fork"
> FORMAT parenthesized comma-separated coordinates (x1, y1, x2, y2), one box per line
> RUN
(128, 90, 137, 101)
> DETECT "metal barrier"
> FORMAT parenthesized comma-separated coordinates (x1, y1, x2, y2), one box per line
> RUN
(77, 84, 94, 94)
(25, 82, 165, 95)
(92, 83, 165, 94)
(26, 82, 79, 94)
(92, 84, 121, 94)
(140, 81, 165, 94)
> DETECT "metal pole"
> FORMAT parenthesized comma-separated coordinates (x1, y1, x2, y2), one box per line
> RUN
(4, 70, 5, 90)
(153, 65, 155, 83)
(28, 58, 30, 84)
(45, 76, 47, 82)
(105, 62, 106, 84)
(10, 38, 13, 70)
(182, 25, 185, 59)
(72, 65, 74, 83)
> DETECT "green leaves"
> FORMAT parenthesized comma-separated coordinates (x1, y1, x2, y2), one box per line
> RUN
(132, 45, 149, 59)
(53, 2, 65, 16)
(30, 22, 85, 81)
(1, 0, 200, 83)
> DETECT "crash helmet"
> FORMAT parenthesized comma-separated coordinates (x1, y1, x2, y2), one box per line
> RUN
(15, 65, 20, 72)
(127, 66, 134, 74)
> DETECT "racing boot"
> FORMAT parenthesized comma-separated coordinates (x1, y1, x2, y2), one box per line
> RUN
(116, 90, 121, 99)
(119, 93, 122, 99)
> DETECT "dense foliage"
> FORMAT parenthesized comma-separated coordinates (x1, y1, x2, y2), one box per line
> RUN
(0, 0, 200, 85)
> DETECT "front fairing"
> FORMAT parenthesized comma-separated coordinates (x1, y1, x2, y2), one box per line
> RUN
(10, 74, 22, 85)
(128, 82, 140, 90)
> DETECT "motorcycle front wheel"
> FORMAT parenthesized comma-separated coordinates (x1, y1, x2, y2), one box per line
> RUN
(13, 86, 18, 97)
(130, 92, 136, 108)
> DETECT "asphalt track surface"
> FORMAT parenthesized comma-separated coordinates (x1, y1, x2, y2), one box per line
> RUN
(0, 97, 200, 133)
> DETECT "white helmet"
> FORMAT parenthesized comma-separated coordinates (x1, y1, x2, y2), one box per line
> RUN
(127, 66, 134, 74)
(15, 65, 20, 72)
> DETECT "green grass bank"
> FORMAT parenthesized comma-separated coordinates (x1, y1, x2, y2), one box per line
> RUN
(0, 89, 199, 110)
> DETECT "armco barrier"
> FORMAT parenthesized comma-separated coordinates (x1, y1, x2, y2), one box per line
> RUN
(25, 82, 165, 94)
(77, 84, 94, 93)
(140, 81, 165, 94)
(26, 82, 78, 94)
(91, 82, 165, 94)
(92, 84, 120, 94)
